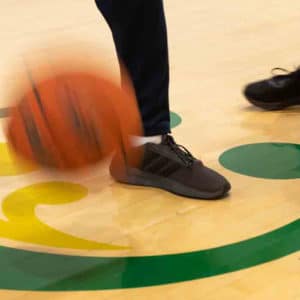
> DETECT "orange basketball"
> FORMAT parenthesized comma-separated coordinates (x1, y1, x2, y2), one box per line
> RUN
(6, 64, 143, 171)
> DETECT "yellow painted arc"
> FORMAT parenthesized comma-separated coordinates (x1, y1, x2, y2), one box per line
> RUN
(0, 182, 127, 250)
(0, 143, 37, 176)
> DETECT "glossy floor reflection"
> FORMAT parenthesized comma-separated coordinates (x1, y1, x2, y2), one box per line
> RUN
(1, 0, 300, 299)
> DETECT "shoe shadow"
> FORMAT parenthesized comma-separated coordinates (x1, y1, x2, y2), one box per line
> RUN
(241, 104, 300, 113)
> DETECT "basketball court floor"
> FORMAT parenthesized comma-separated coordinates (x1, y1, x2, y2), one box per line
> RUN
(1, 0, 300, 299)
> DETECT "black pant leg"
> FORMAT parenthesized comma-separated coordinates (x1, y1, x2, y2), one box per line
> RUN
(95, 0, 170, 136)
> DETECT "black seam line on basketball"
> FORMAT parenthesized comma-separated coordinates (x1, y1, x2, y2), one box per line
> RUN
(63, 84, 104, 158)
(89, 121, 102, 153)
(24, 64, 45, 114)
(57, 83, 85, 165)
(23, 63, 56, 135)
(63, 85, 82, 129)
(22, 105, 51, 166)
(19, 101, 52, 166)
(23, 64, 66, 165)
(18, 102, 36, 159)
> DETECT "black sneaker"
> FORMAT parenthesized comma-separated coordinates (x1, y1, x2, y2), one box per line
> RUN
(110, 135, 231, 200)
(243, 68, 300, 110)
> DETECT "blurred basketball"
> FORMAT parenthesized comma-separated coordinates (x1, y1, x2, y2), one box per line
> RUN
(5, 56, 143, 171)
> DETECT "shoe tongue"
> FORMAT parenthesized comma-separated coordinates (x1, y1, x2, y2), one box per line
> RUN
(160, 134, 198, 166)
(161, 134, 174, 145)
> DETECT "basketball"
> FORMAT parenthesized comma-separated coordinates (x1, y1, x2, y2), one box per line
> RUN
(5, 61, 143, 171)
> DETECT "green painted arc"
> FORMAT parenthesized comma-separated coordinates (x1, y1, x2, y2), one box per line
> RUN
(1, 218, 300, 291)
(219, 143, 300, 179)
(170, 112, 182, 129)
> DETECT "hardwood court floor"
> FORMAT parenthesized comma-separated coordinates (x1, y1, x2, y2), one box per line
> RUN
(0, 0, 300, 299)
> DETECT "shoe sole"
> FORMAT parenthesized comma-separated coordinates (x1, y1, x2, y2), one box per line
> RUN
(245, 96, 300, 111)
(112, 168, 230, 200)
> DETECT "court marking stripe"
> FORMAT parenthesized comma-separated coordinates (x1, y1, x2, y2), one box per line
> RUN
(0, 218, 299, 291)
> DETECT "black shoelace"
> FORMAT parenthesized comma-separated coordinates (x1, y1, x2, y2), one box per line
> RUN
(271, 67, 300, 78)
(163, 134, 195, 167)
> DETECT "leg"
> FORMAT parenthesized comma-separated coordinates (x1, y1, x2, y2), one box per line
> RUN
(96, 0, 231, 200)
(95, 0, 170, 136)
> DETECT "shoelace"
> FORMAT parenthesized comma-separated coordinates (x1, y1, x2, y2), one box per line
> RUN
(163, 134, 195, 167)
(271, 67, 300, 78)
